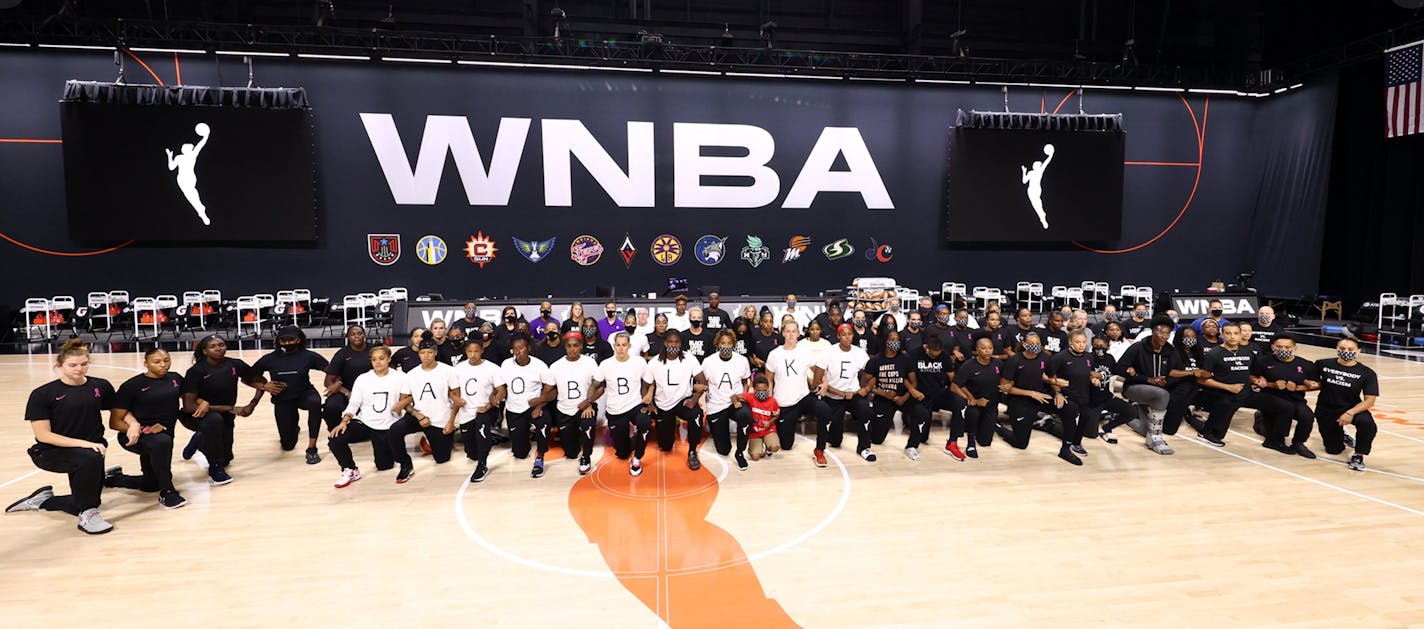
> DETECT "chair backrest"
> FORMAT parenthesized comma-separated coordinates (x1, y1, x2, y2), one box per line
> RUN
(182, 291, 203, 305)
(236, 296, 260, 309)
(293, 289, 312, 301)
(108, 290, 130, 304)
(87, 292, 109, 308)
(1051, 285, 1068, 298)
(255, 294, 275, 308)
(133, 297, 157, 310)
(1095, 282, 1109, 293)
(1119, 284, 1137, 298)
(50, 296, 76, 310)
(1380, 292, 1398, 305)
(276, 290, 296, 303)
(358, 292, 378, 306)
(24, 297, 48, 312)
(343, 295, 364, 308)
(1015, 281, 1032, 291)
(202, 289, 222, 303)
(377, 289, 395, 302)
(156, 295, 179, 308)
(390, 287, 409, 301)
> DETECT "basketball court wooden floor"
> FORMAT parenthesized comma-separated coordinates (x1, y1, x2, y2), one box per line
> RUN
(1, 345, 1422, 628)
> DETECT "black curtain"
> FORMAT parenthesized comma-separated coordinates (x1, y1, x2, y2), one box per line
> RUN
(62, 80, 309, 108)
(1320, 58, 1424, 310)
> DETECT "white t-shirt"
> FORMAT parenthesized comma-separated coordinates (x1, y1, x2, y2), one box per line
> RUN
(817, 344, 870, 399)
(666, 312, 691, 331)
(453, 359, 501, 423)
(596, 355, 648, 415)
(401, 363, 459, 424)
(498, 357, 550, 413)
(628, 328, 651, 357)
(343, 370, 405, 430)
(643, 355, 702, 411)
(547, 355, 600, 415)
(800, 338, 832, 377)
(774, 307, 813, 330)
(766, 343, 816, 406)
(701, 353, 751, 414)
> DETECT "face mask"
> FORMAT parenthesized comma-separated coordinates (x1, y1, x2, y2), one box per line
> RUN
(280, 343, 300, 353)
(1210, 309, 1223, 317)
(1024, 343, 1042, 355)
(908, 321, 922, 330)
(718, 347, 735, 359)
(547, 330, 560, 341)
(1338, 349, 1357, 362)
(606, 310, 617, 318)
(1183, 337, 1197, 348)
(465, 309, 477, 318)
(786, 301, 797, 309)
(505, 315, 517, 322)
(582, 327, 598, 339)
(955, 317, 968, 327)
(1259, 314, 1274, 325)
(666, 346, 682, 357)
(1170, 316, 1180, 324)
(1105, 312, 1119, 322)
(1272, 348, 1294, 360)
(540, 309, 552, 317)
(1132, 311, 1146, 320)
(1093, 347, 1107, 357)
(754, 390, 770, 402)
(690, 319, 703, 328)
(853, 320, 866, 329)
(885, 341, 902, 352)
(936, 314, 951, 325)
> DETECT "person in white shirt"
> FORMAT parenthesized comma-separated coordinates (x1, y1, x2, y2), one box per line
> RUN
(453, 339, 505, 483)
(388, 339, 464, 483)
(328, 346, 406, 488)
(497, 335, 555, 477)
(547, 332, 605, 475)
(701, 329, 752, 469)
(666, 294, 692, 331)
(643, 330, 708, 470)
(765, 320, 828, 456)
(595, 332, 653, 477)
(812, 323, 873, 468)
(624, 311, 649, 358)
(800, 320, 832, 368)
(631, 308, 654, 346)
(774, 294, 813, 330)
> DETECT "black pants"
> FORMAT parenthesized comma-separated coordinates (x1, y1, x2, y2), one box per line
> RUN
(550, 406, 597, 459)
(1196, 388, 1252, 440)
(1255, 393, 1313, 445)
(272, 389, 327, 450)
(920, 388, 964, 433)
(776, 394, 829, 451)
(1034, 399, 1084, 446)
(1160, 382, 1199, 435)
(108, 430, 175, 492)
(323, 393, 367, 442)
(954, 401, 1001, 446)
(1004, 397, 1079, 449)
(705, 407, 741, 455)
(1084, 397, 1136, 437)
(1316, 406, 1377, 456)
(864, 396, 931, 448)
(180, 411, 236, 469)
(608, 407, 653, 459)
(818, 395, 871, 451)
(458, 412, 498, 465)
(505, 408, 550, 459)
(388, 414, 451, 466)
(730, 406, 758, 454)
(328, 421, 396, 471)
(654, 401, 703, 452)
(27, 443, 104, 515)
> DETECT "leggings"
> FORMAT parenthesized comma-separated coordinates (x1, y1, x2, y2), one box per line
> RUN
(505, 408, 551, 459)
(818, 395, 871, 451)
(864, 396, 932, 449)
(952, 399, 1001, 446)
(1084, 397, 1137, 437)
(608, 407, 653, 459)
(328, 421, 396, 471)
(27, 443, 105, 514)
(1316, 405, 1377, 456)
(272, 389, 326, 450)
(1003, 397, 1080, 449)
(179, 411, 236, 469)
(654, 400, 703, 452)
(775, 394, 829, 451)
(550, 406, 597, 459)
(108, 428, 175, 493)
(706, 406, 741, 455)
(1255, 393, 1314, 446)
(387, 414, 451, 466)
(458, 411, 499, 465)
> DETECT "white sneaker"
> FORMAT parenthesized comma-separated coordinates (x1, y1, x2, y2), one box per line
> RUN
(5, 485, 53, 513)
(904, 447, 920, 461)
(859, 448, 877, 462)
(630, 457, 643, 477)
(335, 467, 362, 489)
(77, 508, 114, 535)
(191, 450, 210, 471)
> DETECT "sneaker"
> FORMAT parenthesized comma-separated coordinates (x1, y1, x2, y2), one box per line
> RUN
(396, 467, 415, 484)
(945, 441, 966, 461)
(419, 436, 432, 454)
(965, 442, 979, 459)
(1252, 411, 1267, 437)
(905, 447, 920, 461)
(1348, 454, 1365, 471)
(531, 457, 545, 479)
(471, 463, 489, 483)
(578, 455, 592, 475)
(159, 489, 188, 509)
(859, 448, 877, 463)
(1293, 442, 1317, 459)
(630, 457, 643, 477)
(813, 449, 828, 468)
(1147, 436, 1174, 455)
(5, 485, 53, 513)
(1262, 441, 1295, 456)
(335, 467, 362, 488)
(1099, 430, 1118, 445)
(102, 465, 123, 488)
(209, 466, 233, 486)
(1196, 432, 1225, 447)
(76, 508, 113, 535)
(1185, 413, 1207, 434)
(181, 432, 203, 460)
(305, 448, 321, 465)
(764, 447, 774, 458)
(1070, 444, 1088, 457)
(688, 451, 702, 471)
(1343, 431, 1356, 449)
(1058, 443, 1084, 466)
(734, 452, 748, 471)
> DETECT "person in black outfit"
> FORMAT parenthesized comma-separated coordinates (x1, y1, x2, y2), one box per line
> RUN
(1250, 334, 1320, 458)
(1122, 302, 1152, 339)
(703, 293, 734, 331)
(392, 327, 426, 373)
(864, 330, 930, 460)
(1084, 335, 1136, 443)
(579, 317, 615, 363)
(476, 322, 511, 365)
(1035, 311, 1070, 355)
(179, 335, 266, 486)
(104, 348, 187, 509)
(1194, 322, 1258, 447)
(1172, 326, 1206, 434)
(450, 302, 487, 337)
(1250, 306, 1285, 351)
(682, 309, 712, 362)
(1313, 337, 1380, 471)
(1042, 330, 1097, 459)
(976, 310, 1013, 360)
(909, 334, 960, 456)
(1000, 332, 1083, 465)
(1010, 308, 1037, 349)
(427, 319, 460, 364)
(810, 299, 839, 338)
(948, 337, 1005, 458)
(901, 311, 928, 355)
(644, 313, 672, 360)
(1115, 316, 1194, 455)
(322, 325, 374, 442)
(848, 310, 882, 356)
(748, 311, 782, 371)
(535, 321, 567, 365)
(252, 326, 331, 463)
(495, 306, 522, 345)
(6, 339, 119, 534)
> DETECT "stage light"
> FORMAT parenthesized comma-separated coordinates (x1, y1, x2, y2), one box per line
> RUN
(719, 23, 734, 47)
(551, 7, 569, 39)
(759, 21, 777, 49)
(951, 29, 968, 58)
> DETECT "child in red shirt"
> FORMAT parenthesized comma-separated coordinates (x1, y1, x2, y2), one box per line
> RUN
(741, 375, 781, 461)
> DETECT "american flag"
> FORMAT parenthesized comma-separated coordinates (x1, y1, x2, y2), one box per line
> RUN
(1386, 41, 1424, 138)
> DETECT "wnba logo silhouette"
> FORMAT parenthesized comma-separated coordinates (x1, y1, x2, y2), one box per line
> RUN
(165, 122, 212, 226)
(1021, 143, 1055, 229)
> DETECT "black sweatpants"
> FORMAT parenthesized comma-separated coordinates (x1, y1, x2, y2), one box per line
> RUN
(387, 414, 451, 466)
(818, 395, 871, 451)
(776, 394, 828, 451)
(864, 395, 928, 449)
(1084, 397, 1136, 437)
(608, 408, 653, 459)
(458, 411, 499, 465)
(180, 411, 235, 469)
(27, 443, 105, 515)
(505, 408, 550, 459)
(954, 401, 1001, 446)
(920, 388, 964, 435)
(328, 421, 396, 471)
(706, 407, 741, 456)
(1003, 397, 1078, 449)
(550, 406, 597, 459)
(108, 430, 175, 493)
(272, 389, 327, 451)
(1160, 382, 1199, 436)
(654, 401, 703, 452)
(1256, 393, 1313, 446)
(1316, 406, 1377, 456)
(729, 406, 757, 455)
(322, 393, 367, 443)
(1196, 388, 1252, 441)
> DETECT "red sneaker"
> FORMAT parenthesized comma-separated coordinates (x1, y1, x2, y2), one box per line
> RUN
(945, 441, 966, 462)
(813, 449, 828, 468)
(419, 436, 432, 455)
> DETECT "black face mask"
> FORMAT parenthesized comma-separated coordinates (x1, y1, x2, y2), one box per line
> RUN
(279, 343, 300, 354)
(1092, 347, 1107, 357)
(1210, 309, 1224, 317)
(690, 319, 703, 328)
(853, 321, 866, 329)
(505, 315, 517, 322)
(606, 310, 617, 318)
(541, 309, 552, 317)
(546, 330, 560, 341)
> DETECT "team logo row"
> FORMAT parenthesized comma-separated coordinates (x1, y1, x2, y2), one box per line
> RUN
(367, 233, 892, 268)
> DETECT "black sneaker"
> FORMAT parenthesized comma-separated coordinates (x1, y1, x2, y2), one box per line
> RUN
(159, 489, 188, 509)
(531, 457, 545, 479)
(102, 465, 123, 488)
(471, 463, 489, 483)
(1262, 441, 1295, 456)
(966, 442, 979, 459)
(734, 452, 748, 471)
(209, 466, 233, 486)
(1342, 431, 1356, 449)
(1252, 412, 1267, 437)
(1196, 432, 1225, 447)
(1057, 444, 1083, 466)
(688, 451, 702, 471)
(181, 432, 203, 460)
(305, 448, 321, 465)
(1293, 442, 1317, 459)
(1348, 454, 1365, 471)
(1185, 415, 1207, 434)
(396, 467, 415, 484)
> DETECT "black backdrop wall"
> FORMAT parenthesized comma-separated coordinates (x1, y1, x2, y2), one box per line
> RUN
(0, 50, 1335, 307)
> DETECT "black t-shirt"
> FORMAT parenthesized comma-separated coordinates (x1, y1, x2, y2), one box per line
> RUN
(252, 349, 329, 403)
(974, 328, 1010, 355)
(582, 340, 614, 364)
(810, 312, 835, 337)
(750, 329, 783, 363)
(683, 328, 713, 362)
(1088, 352, 1117, 405)
(115, 372, 184, 429)
(865, 354, 914, 395)
(1122, 317, 1151, 339)
(560, 319, 582, 335)
(182, 358, 257, 406)
(645, 331, 671, 359)
(1199, 335, 1223, 350)
(704, 308, 733, 331)
(26, 377, 115, 443)
(900, 328, 927, 355)
(326, 345, 374, 394)
(535, 340, 567, 366)
(481, 339, 511, 366)
(1251, 356, 1316, 400)
(1201, 345, 1254, 386)
(953, 358, 1004, 403)
(911, 346, 951, 396)
(851, 329, 882, 356)
(1313, 359, 1379, 410)
(1251, 321, 1285, 350)
(1010, 325, 1037, 349)
(1047, 350, 1094, 405)
(944, 326, 976, 359)
(392, 347, 422, 373)
(1004, 353, 1049, 395)
(432, 339, 461, 365)
(450, 316, 487, 337)
(1173, 346, 1204, 385)
(1035, 326, 1070, 355)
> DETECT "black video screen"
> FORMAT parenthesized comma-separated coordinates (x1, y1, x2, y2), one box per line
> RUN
(944, 126, 1124, 242)
(60, 102, 317, 242)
